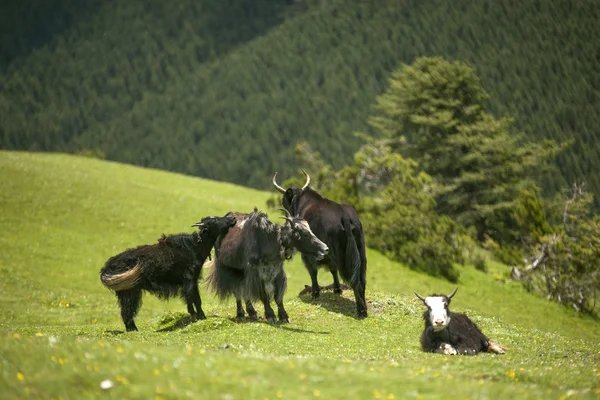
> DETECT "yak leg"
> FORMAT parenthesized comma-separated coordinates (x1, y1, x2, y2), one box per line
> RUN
(454, 343, 478, 355)
(183, 281, 206, 320)
(319, 271, 350, 293)
(331, 269, 344, 294)
(274, 272, 289, 323)
(235, 298, 245, 320)
(301, 253, 321, 299)
(436, 343, 458, 355)
(259, 289, 277, 323)
(117, 289, 142, 332)
(323, 267, 351, 294)
(245, 300, 258, 320)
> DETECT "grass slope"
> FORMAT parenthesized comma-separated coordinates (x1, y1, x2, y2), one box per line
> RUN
(0, 151, 598, 399)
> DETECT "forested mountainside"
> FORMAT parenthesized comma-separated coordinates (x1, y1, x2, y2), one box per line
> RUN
(1, 0, 599, 196)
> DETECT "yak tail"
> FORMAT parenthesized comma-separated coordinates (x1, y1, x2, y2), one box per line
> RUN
(202, 259, 230, 300)
(342, 216, 362, 286)
(100, 264, 142, 291)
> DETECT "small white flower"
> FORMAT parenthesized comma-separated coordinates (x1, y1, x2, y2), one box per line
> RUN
(48, 336, 59, 347)
(100, 379, 114, 390)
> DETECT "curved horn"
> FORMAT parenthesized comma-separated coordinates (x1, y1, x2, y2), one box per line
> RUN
(414, 291, 427, 303)
(191, 221, 204, 228)
(447, 287, 458, 299)
(278, 208, 293, 219)
(277, 208, 294, 225)
(272, 172, 286, 194)
(301, 169, 311, 190)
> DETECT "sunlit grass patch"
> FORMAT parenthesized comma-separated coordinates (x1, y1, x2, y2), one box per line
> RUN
(1, 151, 599, 399)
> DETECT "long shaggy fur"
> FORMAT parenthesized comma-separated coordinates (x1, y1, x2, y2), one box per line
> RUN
(100, 264, 142, 291)
(342, 215, 362, 287)
(206, 211, 283, 301)
(99, 215, 236, 331)
(206, 208, 327, 323)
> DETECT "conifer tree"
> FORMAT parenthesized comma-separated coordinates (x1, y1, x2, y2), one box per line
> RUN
(370, 57, 563, 243)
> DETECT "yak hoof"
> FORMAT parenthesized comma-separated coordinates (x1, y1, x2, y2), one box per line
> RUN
(488, 342, 506, 354)
(441, 344, 457, 355)
(319, 284, 350, 294)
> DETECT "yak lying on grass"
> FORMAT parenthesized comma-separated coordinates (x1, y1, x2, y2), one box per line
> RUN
(414, 287, 507, 355)
(272, 170, 368, 319)
(100, 214, 237, 331)
(206, 208, 329, 323)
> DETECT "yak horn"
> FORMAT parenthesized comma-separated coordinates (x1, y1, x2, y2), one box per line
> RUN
(278, 208, 293, 219)
(448, 287, 458, 299)
(414, 291, 426, 303)
(272, 172, 286, 194)
(191, 221, 204, 228)
(278, 208, 294, 225)
(301, 169, 311, 190)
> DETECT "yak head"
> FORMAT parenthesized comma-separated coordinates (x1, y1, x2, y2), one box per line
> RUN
(278, 208, 328, 261)
(414, 287, 458, 331)
(191, 214, 237, 242)
(272, 169, 312, 216)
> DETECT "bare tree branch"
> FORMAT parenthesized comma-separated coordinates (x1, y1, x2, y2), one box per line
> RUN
(563, 181, 585, 231)
(512, 233, 560, 280)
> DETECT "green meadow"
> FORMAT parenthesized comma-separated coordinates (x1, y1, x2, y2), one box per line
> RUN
(0, 151, 598, 399)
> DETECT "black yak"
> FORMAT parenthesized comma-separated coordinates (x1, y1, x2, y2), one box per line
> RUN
(100, 214, 237, 331)
(272, 169, 368, 318)
(206, 208, 329, 323)
(414, 287, 507, 355)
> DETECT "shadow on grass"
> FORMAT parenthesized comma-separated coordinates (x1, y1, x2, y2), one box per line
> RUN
(278, 325, 330, 335)
(297, 286, 358, 318)
(102, 330, 126, 335)
(155, 315, 199, 332)
(226, 315, 331, 335)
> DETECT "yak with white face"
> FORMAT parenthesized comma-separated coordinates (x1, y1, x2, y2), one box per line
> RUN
(414, 287, 506, 356)
(423, 293, 453, 331)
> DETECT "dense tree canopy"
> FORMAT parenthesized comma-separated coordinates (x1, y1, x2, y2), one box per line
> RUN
(1, 0, 599, 197)
(370, 57, 563, 243)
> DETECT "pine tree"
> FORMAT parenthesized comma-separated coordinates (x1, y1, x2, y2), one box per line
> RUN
(370, 56, 563, 243)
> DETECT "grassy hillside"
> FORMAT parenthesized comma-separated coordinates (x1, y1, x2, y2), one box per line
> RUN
(0, 151, 598, 399)
(1, 0, 599, 198)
